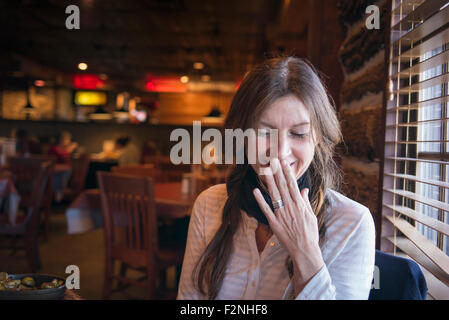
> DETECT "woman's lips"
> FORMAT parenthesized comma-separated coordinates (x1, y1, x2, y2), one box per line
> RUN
(259, 161, 296, 168)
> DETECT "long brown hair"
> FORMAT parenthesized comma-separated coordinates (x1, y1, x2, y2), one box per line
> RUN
(193, 56, 343, 299)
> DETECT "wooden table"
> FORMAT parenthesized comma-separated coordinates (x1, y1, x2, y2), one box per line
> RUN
(156, 182, 195, 205)
(66, 182, 198, 234)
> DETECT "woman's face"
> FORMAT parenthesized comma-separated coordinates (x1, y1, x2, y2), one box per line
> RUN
(249, 94, 317, 181)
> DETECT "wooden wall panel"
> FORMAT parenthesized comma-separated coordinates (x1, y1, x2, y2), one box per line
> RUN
(158, 92, 234, 125)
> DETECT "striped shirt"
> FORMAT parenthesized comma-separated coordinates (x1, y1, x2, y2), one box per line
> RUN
(177, 184, 375, 300)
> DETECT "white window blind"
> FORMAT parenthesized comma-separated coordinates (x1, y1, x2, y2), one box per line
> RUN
(382, 0, 449, 299)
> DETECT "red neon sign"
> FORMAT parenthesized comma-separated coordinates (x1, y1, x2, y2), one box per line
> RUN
(73, 74, 105, 90)
(145, 76, 187, 93)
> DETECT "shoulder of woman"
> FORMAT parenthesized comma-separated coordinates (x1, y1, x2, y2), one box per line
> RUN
(191, 184, 228, 238)
(192, 183, 228, 215)
(324, 189, 373, 227)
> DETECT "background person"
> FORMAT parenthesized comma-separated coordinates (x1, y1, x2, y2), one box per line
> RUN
(114, 136, 140, 166)
(48, 131, 78, 164)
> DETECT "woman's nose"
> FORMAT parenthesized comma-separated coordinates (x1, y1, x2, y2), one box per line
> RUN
(277, 134, 292, 160)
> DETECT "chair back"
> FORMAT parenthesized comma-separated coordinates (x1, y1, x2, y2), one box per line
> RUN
(111, 164, 157, 178)
(97, 171, 158, 269)
(369, 250, 428, 300)
(68, 153, 90, 197)
(7, 156, 55, 209)
(25, 162, 51, 235)
(4, 158, 50, 229)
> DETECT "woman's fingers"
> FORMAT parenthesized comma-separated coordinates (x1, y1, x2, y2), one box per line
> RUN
(253, 188, 276, 225)
(270, 158, 292, 207)
(301, 188, 314, 217)
(280, 159, 301, 202)
(263, 165, 282, 210)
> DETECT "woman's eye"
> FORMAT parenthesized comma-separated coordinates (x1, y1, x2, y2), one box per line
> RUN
(291, 132, 308, 139)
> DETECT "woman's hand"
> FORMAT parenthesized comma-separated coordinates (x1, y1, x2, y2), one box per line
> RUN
(253, 158, 324, 295)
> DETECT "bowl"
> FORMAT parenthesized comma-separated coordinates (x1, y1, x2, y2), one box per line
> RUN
(0, 274, 66, 300)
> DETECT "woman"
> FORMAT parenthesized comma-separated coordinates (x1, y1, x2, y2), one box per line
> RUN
(177, 57, 375, 300)
(48, 131, 78, 164)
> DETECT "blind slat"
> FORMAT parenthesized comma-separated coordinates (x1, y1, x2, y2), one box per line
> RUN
(387, 94, 449, 111)
(385, 172, 449, 189)
(384, 188, 449, 212)
(385, 204, 449, 236)
(392, 0, 425, 16)
(393, 250, 449, 299)
(386, 236, 449, 286)
(394, 72, 449, 93)
(385, 215, 449, 274)
(420, 264, 449, 299)
(421, 268, 449, 300)
(385, 140, 449, 143)
(392, 3, 449, 47)
(386, 117, 449, 127)
(392, 0, 448, 31)
(385, 156, 449, 166)
(393, 26, 449, 62)
(391, 49, 449, 78)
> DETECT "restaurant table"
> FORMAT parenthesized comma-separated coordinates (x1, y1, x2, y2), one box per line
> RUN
(0, 177, 20, 225)
(66, 182, 198, 234)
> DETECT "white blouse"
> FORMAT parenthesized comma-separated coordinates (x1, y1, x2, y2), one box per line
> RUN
(177, 184, 375, 300)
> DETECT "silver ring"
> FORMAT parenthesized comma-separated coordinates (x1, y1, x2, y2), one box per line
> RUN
(272, 198, 284, 210)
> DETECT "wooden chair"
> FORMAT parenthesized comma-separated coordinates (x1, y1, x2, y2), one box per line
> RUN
(97, 172, 184, 299)
(7, 155, 55, 241)
(0, 160, 51, 271)
(111, 164, 158, 179)
(63, 153, 90, 202)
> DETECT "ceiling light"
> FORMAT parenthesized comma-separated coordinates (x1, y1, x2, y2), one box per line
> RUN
(193, 62, 204, 70)
(180, 76, 189, 83)
(78, 62, 88, 71)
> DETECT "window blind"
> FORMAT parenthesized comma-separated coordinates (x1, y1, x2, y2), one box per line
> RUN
(382, 0, 449, 299)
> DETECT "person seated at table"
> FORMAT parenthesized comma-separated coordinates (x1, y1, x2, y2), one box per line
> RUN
(114, 136, 140, 166)
(48, 131, 78, 164)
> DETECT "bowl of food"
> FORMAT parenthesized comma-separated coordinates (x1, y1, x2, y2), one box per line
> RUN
(0, 272, 66, 300)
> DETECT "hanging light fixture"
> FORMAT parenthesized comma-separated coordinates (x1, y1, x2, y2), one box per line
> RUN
(88, 105, 112, 120)
(21, 81, 37, 120)
(202, 105, 223, 124)
(205, 106, 222, 118)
